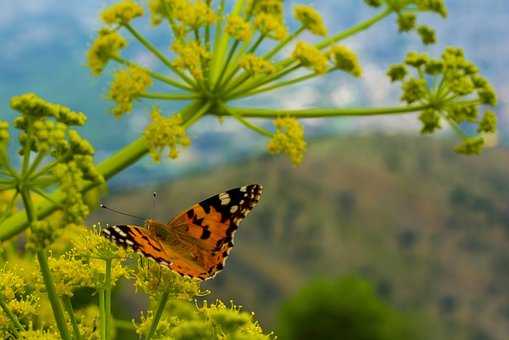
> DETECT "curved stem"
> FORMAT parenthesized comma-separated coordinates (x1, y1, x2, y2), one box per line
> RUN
(144, 290, 170, 340)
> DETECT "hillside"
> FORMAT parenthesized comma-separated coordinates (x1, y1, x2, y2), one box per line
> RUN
(90, 134, 509, 340)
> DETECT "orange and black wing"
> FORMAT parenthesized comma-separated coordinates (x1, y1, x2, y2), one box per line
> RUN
(101, 224, 173, 266)
(167, 184, 263, 279)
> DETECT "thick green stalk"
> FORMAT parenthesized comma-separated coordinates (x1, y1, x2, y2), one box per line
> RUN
(37, 250, 71, 340)
(0, 101, 203, 241)
(124, 24, 197, 88)
(215, 40, 241, 90)
(63, 296, 82, 340)
(20, 188, 71, 340)
(99, 289, 106, 340)
(105, 259, 113, 340)
(210, 0, 245, 86)
(223, 103, 433, 118)
(144, 290, 171, 340)
(0, 296, 23, 336)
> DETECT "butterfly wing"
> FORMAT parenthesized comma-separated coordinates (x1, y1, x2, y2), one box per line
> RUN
(101, 224, 173, 265)
(165, 184, 263, 279)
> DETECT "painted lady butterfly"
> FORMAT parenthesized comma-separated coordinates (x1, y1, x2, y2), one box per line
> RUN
(101, 184, 263, 280)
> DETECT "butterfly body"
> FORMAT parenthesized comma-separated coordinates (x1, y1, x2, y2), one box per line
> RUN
(102, 184, 263, 280)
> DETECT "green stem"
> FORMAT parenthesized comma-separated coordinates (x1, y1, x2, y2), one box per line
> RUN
(0, 147, 18, 180)
(275, 7, 393, 72)
(144, 290, 171, 340)
(0, 101, 204, 241)
(226, 64, 300, 99)
(0, 296, 24, 336)
(124, 24, 197, 88)
(182, 102, 212, 128)
(233, 67, 338, 99)
(24, 152, 46, 180)
(215, 40, 241, 90)
(112, 56, 192, 91)
(317, 7, 392, 49)
(36, 249, 72, 340)
(223, 103, 433, 118)
(19, 188, 71, 340)
(162, 2, 179, 37)
(139, 92, 200, 101)
(209, 0, 244, 85)
(0, 191, 18, 225)
(63, 296, 82, 340)
(222, 105, 273, 137)
(105, 258, 113, 340)
(99, 289, 106, 340)
(263, 26, 305, 60)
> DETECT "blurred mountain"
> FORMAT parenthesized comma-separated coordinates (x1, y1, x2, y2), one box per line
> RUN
(91, 134, 509, 340)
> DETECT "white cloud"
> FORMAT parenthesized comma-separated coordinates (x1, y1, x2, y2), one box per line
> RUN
(330, 84, 356, 106)
(279, 86, 319, 109)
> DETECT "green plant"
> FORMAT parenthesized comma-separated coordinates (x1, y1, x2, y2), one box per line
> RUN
(276, 276, 421, 340)
(0, 0, 500, 339)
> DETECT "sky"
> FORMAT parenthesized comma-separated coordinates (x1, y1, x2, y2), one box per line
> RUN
(0, 0, 507, 184)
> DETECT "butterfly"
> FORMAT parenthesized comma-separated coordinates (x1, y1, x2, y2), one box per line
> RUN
(101, 184, 263, 280)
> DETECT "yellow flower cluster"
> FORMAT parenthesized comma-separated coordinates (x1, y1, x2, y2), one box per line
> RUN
(249, 0, 284, 18)
(109, 66, 152, 117)
(101, 0, 144, 25)
(134, 262, 200, 299)
(267, 117, 306, 165)
(174, 0, 217, 29)
(294, 5, 327, 36)
(87, 29, 127, 75)
(73, 225, 127, 260)
(144, 109, 191, 161)
(172, 40, 210, 81)
(0, 120, 8, 142)
(238, 54, 276, 75)
(254, 13, 288, 40)
(292, 41, 328, 74)
(328, 45, 362, 77)
(226, 15, 252, 42)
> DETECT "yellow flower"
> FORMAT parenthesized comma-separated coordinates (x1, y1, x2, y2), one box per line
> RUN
(86, 29, 127, 75)
(249, 0, 284, 18)
(172, 40, 210, 81)
(254, 13, 288, 40)
(238, 54, 276, 75)
(0, 120, 8, 142)
(144, 108, 191, 161)
(108, 66, 152, 117)
(267, 117, 306, 165)
(294, 5, 327, 36)
(328, 45, 362, 77)
(226, 15, 252, 42)
(101, 0, 144, 25)
(174, 0, 216, 29)
(148, 0, 187, 26)
(292, 41, 328, 74)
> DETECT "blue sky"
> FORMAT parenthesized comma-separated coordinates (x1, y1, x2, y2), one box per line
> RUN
(0, 0, 507, 183)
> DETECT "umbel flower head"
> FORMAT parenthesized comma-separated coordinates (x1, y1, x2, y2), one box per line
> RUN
(388, 47, 498, 154)
(144, 108, 191, 161)
(267, 118, 307, 166)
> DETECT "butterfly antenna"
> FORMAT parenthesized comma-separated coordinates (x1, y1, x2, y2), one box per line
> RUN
(100, 203, 146, 222)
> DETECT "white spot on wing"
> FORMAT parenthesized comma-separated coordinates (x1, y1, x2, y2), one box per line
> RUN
(230, 205, 238, 213)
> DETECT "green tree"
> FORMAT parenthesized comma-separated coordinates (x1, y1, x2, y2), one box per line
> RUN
(277, 276, 418, 340)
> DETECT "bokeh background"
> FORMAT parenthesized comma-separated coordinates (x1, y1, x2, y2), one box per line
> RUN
(1, 1, 508, 339)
